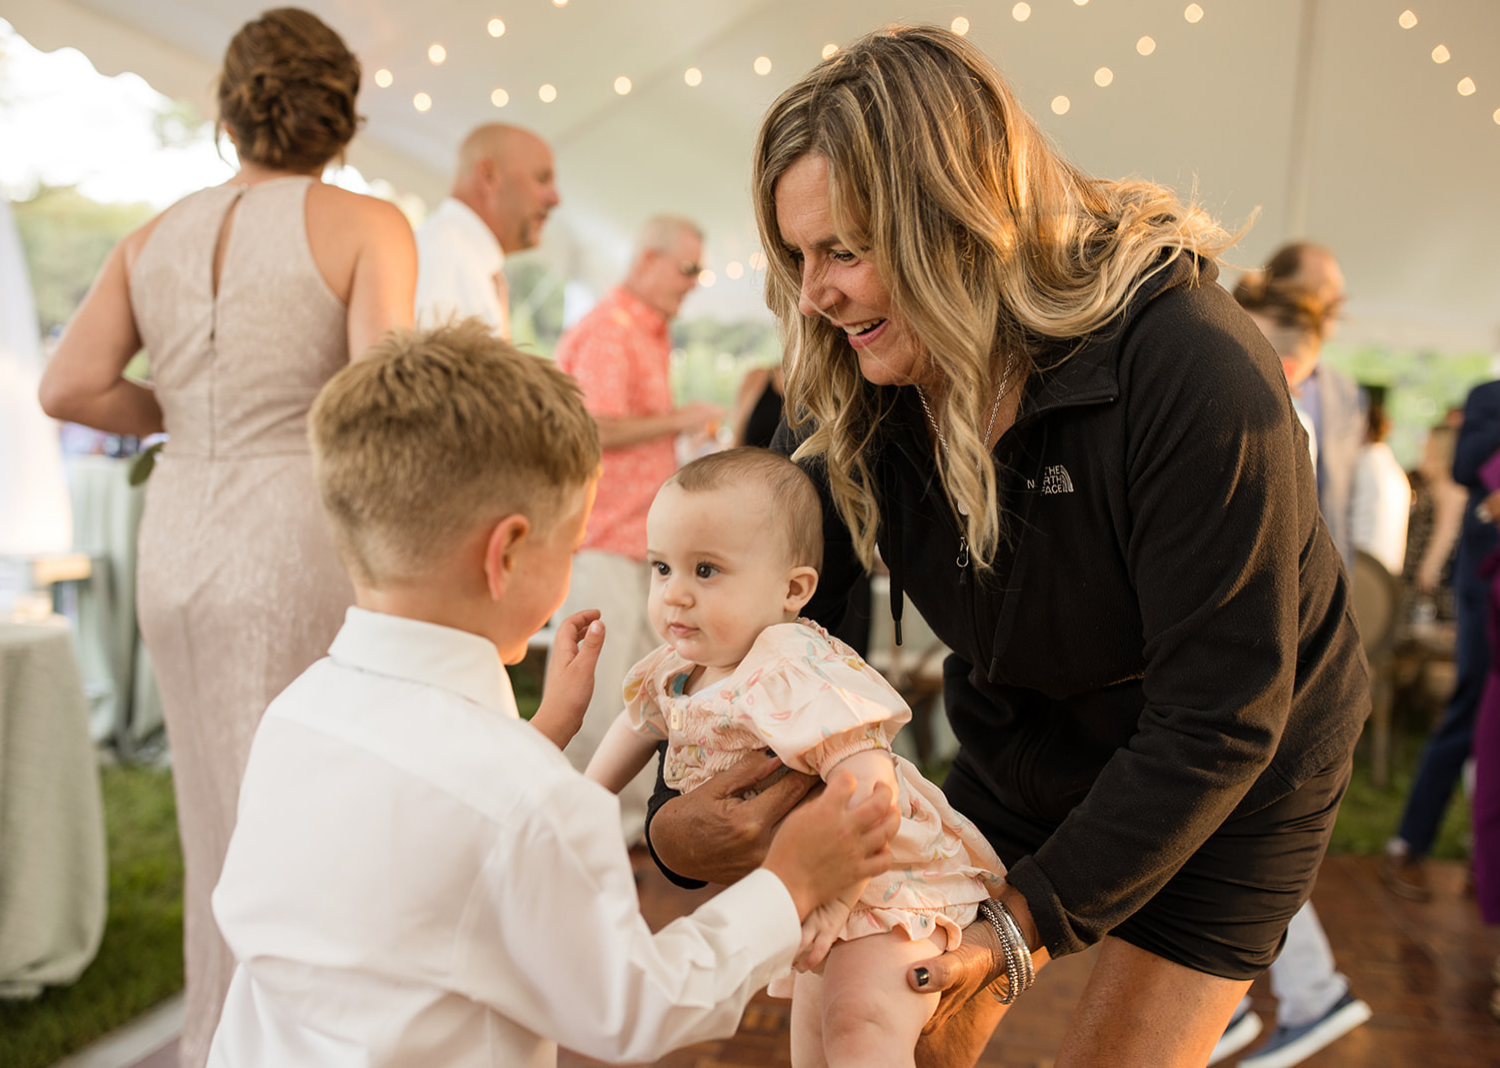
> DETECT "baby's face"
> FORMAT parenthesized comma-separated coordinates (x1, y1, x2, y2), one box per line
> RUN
(645, 482, 801, 673)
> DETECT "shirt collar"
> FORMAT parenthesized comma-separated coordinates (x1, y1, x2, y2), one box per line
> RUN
(328, 607, 516, 716)
(435, 197, 504, 275)
(609, 286, 670, 337)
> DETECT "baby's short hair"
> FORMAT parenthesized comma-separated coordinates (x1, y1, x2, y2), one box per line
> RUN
(668, 447, 823, 571)
(309, 319, 600, 586)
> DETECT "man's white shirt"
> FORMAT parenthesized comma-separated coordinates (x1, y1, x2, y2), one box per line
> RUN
(414, 198, 509, 337)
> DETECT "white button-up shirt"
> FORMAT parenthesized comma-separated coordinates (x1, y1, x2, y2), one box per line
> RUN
(207, 607, 799, 1068)
(414, 198, 509, 337)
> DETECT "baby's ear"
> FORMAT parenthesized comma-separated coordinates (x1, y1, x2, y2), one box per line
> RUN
(483, 514, 531, 600)
(784, 566, 819, 613)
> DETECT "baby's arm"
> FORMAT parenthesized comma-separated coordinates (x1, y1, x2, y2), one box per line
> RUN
(585, 712, 660, 793)
(528, 611, 604, 750)
(795, 747, 900, 970)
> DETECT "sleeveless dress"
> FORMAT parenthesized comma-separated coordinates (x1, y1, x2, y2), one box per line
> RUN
(624, 620, 1005, 994)
(130, 178, 355, 1068)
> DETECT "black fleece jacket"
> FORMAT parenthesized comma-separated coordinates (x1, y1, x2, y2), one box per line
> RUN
(647, 255, 1369, 960)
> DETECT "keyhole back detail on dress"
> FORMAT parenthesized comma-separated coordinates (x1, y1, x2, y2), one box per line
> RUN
(210, 190, 246, 299)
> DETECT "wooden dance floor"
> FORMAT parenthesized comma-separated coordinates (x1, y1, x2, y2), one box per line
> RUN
(106, 852, 1500, 1068)
(558, 851, 1500, 1068)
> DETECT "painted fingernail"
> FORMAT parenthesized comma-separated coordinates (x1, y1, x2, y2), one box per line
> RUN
(914, 967, 930, 987)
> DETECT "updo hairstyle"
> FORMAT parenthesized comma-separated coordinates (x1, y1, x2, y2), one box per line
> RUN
(217, 7, 362, 171)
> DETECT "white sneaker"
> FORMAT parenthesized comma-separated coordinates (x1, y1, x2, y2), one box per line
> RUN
(1238, 993, 1372, 1068)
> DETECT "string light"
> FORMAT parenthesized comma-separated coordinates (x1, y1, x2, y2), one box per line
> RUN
(538, 83, 557, 103)
(1184, 4, 1204, 23)
(951, 17, 970, 36)
(1432, 44, 1450, 63)
(413, 92, 432, 112)
(684, 67, 703, 87)
(614, 76, 632, 95)
(1012, 3, 1031, 21)
(1051, 95, 1070, 115)
(698, 269, 717, 288)
(551, 0, 567, 6)
(822, 43, 839, 59)
(748, 252, 767, 270)
(1457, 77, 1476, 96)
(491, 88, 508, 107)
(374, 69, 393, 88)
(1074, 0, 1088, 6)
(754, 56, 772, 75)
(488, 18, 505, 37)
(726, 261, 745, 280)
(1398, 9, 1417, 29)
(428, 43, 446, 65)
(1137, 36, 1157, 56)
(1095, 67, 1114, 87)
(1494, 107, 1500, 125)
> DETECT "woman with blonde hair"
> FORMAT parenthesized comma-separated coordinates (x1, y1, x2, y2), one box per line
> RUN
(40, 9, 415, 1064)
(645, 26, 1368, 1066)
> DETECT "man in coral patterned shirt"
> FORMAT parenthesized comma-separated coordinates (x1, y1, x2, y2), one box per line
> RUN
(555, 215, 723, 843)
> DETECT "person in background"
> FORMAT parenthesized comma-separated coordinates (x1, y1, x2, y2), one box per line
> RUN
(1404, 422, 1466, 627)
(1232, 241, 1364, 565)
(553, 214, 724, 844)
(1384, 380, 1500, 899)
(1352, 392, 1412, 576)
(37, 9, 417, 1065)
(414, 123, 560, 339)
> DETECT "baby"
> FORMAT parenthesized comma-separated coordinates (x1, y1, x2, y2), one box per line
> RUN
(587, 446, 1005, 1068)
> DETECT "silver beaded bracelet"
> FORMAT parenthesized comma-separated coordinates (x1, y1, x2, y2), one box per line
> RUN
(975, 898, 1036, 1004)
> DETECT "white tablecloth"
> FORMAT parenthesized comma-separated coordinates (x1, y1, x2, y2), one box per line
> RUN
(66, 455, 163, 750)
(0, 619, 107, 998)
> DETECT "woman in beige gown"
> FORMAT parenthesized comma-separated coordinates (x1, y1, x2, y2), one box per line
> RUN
(39, 10, 416, 1065)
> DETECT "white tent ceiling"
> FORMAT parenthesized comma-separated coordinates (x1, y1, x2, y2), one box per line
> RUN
(8, 0, 1500, 351)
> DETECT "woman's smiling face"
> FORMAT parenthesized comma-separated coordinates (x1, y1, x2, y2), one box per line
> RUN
(774, 153, 931, 388)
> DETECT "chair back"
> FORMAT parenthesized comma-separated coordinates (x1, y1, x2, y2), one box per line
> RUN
(1350, 549, 1401, 657)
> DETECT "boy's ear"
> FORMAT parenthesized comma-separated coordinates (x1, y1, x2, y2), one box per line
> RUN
(483, 514, 531, 601)
(784, 566, 819, 613)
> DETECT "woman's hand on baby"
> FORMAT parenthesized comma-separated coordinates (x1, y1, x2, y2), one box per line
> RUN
(528, 611, 604, 750)
(763, 772, 898, 922)
(650, 752, 821, 883)
(906, 912, 1006, 1033)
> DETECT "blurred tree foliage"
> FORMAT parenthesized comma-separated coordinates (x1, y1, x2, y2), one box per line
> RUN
(1324, 342, 1494, 469)
(13, 185, 154, 337)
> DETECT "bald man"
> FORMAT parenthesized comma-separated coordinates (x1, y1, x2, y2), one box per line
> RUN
(414, 124, 560, 338)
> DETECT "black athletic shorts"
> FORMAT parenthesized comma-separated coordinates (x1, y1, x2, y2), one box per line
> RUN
(942, 751, 1353, 980)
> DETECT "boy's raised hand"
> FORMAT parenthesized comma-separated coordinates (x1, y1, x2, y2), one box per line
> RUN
(528, 610, 604, 750)
(762, 772, 898, 922)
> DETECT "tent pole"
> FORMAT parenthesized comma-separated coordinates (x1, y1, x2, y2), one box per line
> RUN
(1284, 0, 1321, 237)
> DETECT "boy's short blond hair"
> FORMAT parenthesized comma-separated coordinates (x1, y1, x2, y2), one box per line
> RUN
(668, 447, 823, 571)
(309, 320, 601, 586)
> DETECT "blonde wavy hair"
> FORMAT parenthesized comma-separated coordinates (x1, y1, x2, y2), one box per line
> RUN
(753, 25, 1238, 570)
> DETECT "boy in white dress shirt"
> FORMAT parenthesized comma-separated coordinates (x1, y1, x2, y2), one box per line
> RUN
(205, 319, 898, 1068)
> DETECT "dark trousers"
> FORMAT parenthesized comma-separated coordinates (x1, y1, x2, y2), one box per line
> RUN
(1398, 539, 1491, 854)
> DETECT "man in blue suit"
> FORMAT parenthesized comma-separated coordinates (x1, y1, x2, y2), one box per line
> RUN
(1384, 379, 1500, 897)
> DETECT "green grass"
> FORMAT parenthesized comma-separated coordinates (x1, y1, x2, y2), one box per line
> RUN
(0, 765, 184, 1068)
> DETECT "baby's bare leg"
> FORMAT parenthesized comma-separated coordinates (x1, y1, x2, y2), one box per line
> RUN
(819, 930, 945, 1068)
(790, 970, 828, 1068)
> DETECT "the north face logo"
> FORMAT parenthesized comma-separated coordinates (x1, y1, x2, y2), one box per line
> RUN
(1041, 464, 1074, 494)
